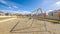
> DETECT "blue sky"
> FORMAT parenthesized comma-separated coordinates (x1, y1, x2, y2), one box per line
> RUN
(0, 0, 60, 14)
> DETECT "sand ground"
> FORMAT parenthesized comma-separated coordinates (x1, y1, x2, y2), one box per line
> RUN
(0, 17, 60, 34)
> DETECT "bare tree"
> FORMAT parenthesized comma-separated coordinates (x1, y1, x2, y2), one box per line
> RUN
(43, 12, 46, 18)
(57, 11, 60, 20)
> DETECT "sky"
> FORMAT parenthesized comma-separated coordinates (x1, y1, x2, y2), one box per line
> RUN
(0, 0, 60, 14)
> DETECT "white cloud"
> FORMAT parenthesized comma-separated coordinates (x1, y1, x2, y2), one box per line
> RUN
(8, 7, 12, 9)
(46, 1, 60, 12)
(0, 0, 22, 9)
(0, 0, 29, 14)
(54, 1, 60, 7)
(56, 1, 60, 5)
(0, 10, 31, 14)
(17, 10, 31, 15)
(51, 1, 60, 10)
(0, 0, 7, 4)
(46, 10, 53, 14)
(48, 10, 53, 12)
(41, 0, 60, 10)
(13, 6, 18, 8)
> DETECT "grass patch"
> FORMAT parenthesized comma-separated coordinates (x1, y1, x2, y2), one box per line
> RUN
(25, 16, 60, 23)
(36, 18, 60, 23)
(47, 19, 59, 23)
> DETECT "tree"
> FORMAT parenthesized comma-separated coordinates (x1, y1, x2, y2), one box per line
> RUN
(43, 12, 46, 17)
(15, 13, 23, 18)
(57, 11, 60, 19)
(5, 13, 9, 16)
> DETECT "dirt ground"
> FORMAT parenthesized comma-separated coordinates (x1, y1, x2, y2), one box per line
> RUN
(0, 17, 60, 34)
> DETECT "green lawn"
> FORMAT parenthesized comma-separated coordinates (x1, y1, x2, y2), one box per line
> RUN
(37, 18, 60, 23)
(45, 19, 59, 22)
(25, 16, 60, 23)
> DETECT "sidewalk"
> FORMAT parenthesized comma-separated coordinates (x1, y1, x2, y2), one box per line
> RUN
(0, 18, 16, 23)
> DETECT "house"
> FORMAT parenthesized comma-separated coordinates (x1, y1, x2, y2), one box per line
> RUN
(48, 10, 60, 16)
(48, 9, 60, 20)
(0, 11, 5, 16)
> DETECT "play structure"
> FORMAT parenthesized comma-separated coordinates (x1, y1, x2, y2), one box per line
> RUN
(10, 8, 48, 33)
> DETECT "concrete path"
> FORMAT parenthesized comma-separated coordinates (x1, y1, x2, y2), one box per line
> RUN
(0, 18, 60, 34)
(0, 18, 16, 23)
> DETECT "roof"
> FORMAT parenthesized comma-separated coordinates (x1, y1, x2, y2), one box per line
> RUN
(0, 11, 4, 13)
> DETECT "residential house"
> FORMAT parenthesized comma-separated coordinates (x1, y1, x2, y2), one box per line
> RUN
(0, 11, 5, 16)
